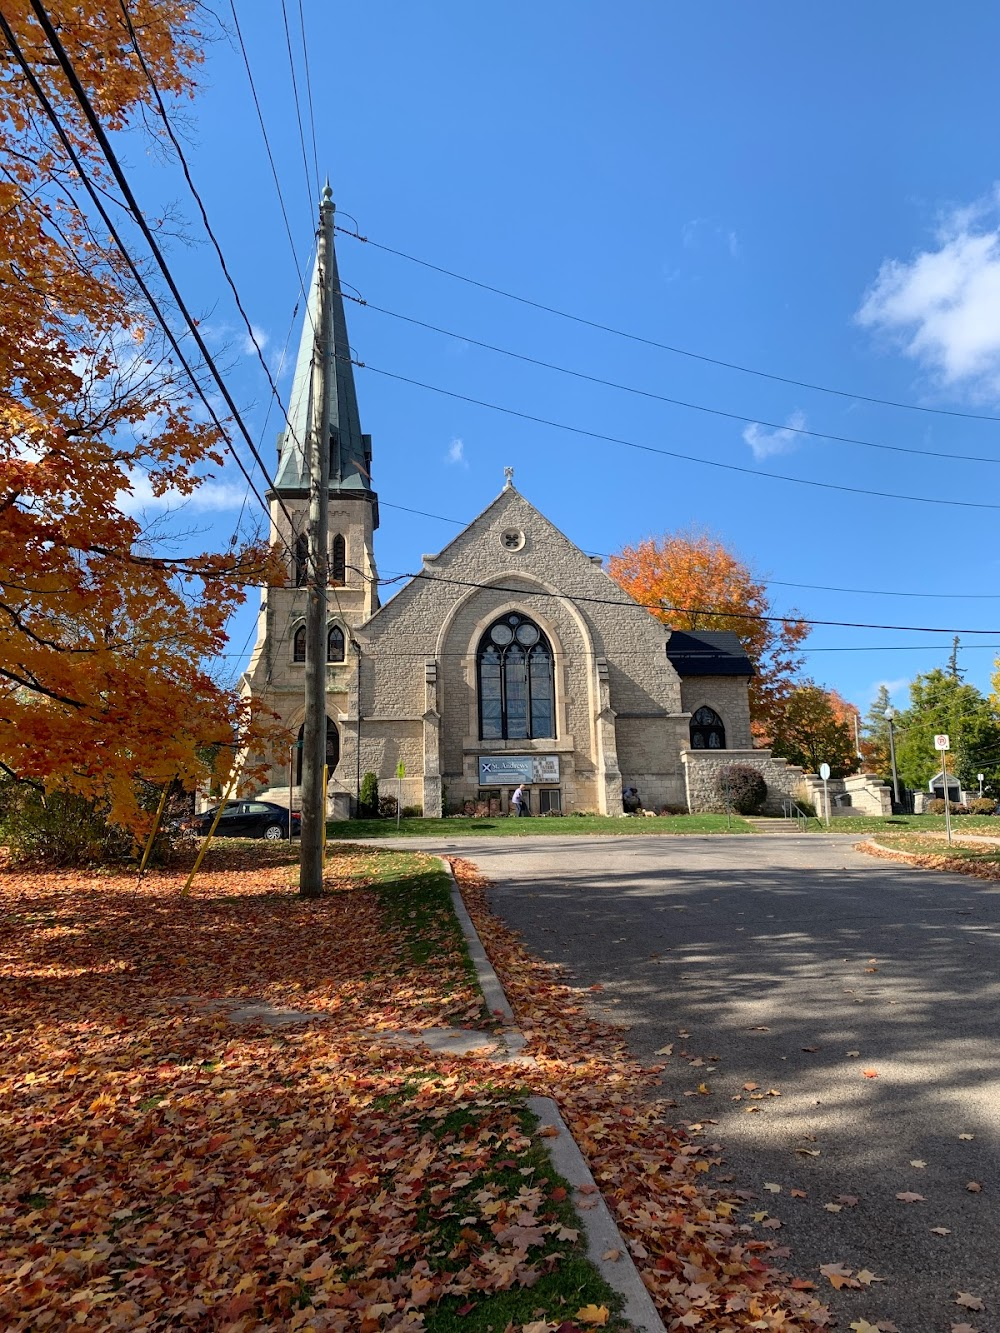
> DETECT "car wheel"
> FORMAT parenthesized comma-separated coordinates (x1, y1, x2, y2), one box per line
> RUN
(262, 822, 285, 841)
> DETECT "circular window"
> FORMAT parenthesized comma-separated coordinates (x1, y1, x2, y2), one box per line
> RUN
(500, 528, 525, 552)
(490, 624, 514, 645)
(515, 622, 539, 646)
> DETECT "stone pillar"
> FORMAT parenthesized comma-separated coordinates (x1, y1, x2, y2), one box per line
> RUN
(422, 659, 442, 818)
(594, 657, 621, 815)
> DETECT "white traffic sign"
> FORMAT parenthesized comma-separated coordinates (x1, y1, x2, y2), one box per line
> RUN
(819, 762, 831, 780)
(934, 734, 950, 751)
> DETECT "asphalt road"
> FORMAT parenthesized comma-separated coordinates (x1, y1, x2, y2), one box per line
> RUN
(394, 832, 1000, 1332)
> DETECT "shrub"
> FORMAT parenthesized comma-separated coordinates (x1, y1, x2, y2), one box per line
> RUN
(657, 804, 687, 816)
(715, 764, 767, 815)
(927, 798, 968, 815)
(359, 771, 379, 818)
(968, 797, 995, 815)
(0, 785, 136, 866)
(377, 794, 398, 820)
(401, 804, 423, 818)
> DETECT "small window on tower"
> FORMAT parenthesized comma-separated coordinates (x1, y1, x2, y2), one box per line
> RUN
(327, 626, 345, 663)
(293, 626, 306, 663)
(332, 534, 346, 586)
(293, 535, 308, 588)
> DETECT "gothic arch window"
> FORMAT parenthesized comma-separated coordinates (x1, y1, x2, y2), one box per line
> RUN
(293, 534, 308, 588)
(690, 706, 726, 750)
(331, 534, 346, 586)
(295, 717, 339, 785)
(327, 625, 345, 663)
(293, 625, 306, 663)
(477, 612, 555, 741)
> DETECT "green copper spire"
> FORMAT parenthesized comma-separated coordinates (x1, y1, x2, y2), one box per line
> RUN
(274, 189, 373, 495)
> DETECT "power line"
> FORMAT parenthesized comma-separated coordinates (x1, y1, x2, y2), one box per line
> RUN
(279, 0, 318, 209)
(334, 222, 1000, 429)
(294, 0, 321, 196)
(353, 359, 1000, 513)
(118, 2, 310, 482)
(351, 297, 1000, 468)
(390, 568, 1000, 636)
(25, 0, 305, 560)
(0, 8, 277, 541)
(378, 500, 1000, 602)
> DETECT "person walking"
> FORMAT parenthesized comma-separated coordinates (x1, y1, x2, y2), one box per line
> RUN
(511, 784, 527, 817)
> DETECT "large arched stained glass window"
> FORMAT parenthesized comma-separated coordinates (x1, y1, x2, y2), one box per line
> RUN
(478, 613, 555, 741)
(690, 706, 726, 749)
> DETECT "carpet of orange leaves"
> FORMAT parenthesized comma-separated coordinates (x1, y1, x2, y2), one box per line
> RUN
(0, 843, 829, 1330)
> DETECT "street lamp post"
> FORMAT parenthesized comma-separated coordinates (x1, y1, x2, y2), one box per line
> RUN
(885, 707, 901, 810)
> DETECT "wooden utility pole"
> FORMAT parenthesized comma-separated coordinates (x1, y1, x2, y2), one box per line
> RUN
(299, 184, 334, 897)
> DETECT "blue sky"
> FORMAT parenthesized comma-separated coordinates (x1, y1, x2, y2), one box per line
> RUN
(123, 2, 1000, 714)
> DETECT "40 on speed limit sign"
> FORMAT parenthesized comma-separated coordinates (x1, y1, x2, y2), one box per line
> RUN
(934, 734, 951, 751)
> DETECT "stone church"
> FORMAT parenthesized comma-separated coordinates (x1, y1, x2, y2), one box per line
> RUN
(241, 220, 783, 818)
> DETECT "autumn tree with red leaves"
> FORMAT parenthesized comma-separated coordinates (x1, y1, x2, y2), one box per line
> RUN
(769, 681, 860, 778)
(0, 2, 285, 842)
(607, 530, 808, 741)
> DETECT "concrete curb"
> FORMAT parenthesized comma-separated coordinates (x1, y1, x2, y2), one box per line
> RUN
(436, 857, 666, 1333)
(528, 1095, 666, 1333)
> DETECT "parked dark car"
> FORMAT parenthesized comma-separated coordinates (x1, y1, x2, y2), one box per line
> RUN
(186, 800, 300, 840)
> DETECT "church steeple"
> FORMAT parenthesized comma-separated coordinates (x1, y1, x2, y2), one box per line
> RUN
(274, 185, 374, 502)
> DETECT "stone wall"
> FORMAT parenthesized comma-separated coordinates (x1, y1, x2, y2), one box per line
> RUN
(682, 748, 807, 814)
(798, 771, 893, 818)
(679, 677, 752, 750)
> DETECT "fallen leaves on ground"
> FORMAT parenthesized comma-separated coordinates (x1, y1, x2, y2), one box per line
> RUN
(0, 846, 595, 1331)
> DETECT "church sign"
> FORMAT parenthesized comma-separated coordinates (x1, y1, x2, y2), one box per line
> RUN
(478, 756, 560, 785)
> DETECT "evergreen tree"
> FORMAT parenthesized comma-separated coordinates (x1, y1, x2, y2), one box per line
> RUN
(862, 684, 893, 777)
(895, 669, 1000, 794)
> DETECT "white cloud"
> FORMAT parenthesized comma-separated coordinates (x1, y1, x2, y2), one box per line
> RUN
(857, 187, 1000, 393)
(681, 218, 741, 258)
(242, 324, 269, 358)
(743, 410, 807, 460)
(116, 470, 247, 518)
(445, 437, 467, 467)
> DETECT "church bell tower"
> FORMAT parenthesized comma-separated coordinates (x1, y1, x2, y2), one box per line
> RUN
(241, 190, 377, 806)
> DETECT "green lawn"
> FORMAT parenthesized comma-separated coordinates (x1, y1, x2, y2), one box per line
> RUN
(326, 813, 752, 838)
(799, 813, 1000, 835)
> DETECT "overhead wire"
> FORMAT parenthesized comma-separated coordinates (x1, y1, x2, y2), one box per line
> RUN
(294, 0, 321, 195)
(349, 297, 1000, 468)
(334, 222, 1000, 429)
(118, 1, 311, 475)
(381, 567, 1000, 637)
(351, 359, 1000, 513)
(377, 501, 1000, 601)
(0, 7, 279, 549)
(23, 0, 308, 560)
(279, 0, 319, 209)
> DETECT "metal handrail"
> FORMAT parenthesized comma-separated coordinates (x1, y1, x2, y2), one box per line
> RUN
(781, 798, 820, 830)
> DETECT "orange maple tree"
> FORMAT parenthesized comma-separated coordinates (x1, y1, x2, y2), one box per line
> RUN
(0, 2, 285, 836)
(607, 530, 808, 741)
(769, 681, 860, 777)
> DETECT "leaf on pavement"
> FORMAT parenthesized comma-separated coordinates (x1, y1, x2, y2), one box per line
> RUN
(824, 1203, 842, 1213)
(895, 1192, 925, 1203)
(846, 1050, 861, 1057)
(958, 1133, 975, 1140)
(856, 1269, 885, 1285)
(862, 1069, 879, 1078)
(966, 1181, 983, 1192)
(909, 1160, 926, 1168)
(955, 1293, 984, 1310)
(930, 1226, 952, 1235)
(763, 1182, 782, 1193)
